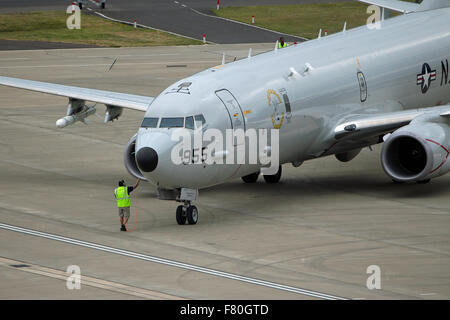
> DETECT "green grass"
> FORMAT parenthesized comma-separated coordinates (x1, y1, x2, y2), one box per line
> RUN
(0, 11, 200, 47)
(214, 1, 378, 39)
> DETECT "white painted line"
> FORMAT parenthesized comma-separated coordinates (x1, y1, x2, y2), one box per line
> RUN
(0, 60, 218, 69)
(0, 257, 183, 300)
(78, 53, 180, 58)
(188, 7, 308, 41)
(0, 58, 29, 61)
(0, 223, 347, 300)
(93, 11, 214, 44)
(420, 293, 436, 296)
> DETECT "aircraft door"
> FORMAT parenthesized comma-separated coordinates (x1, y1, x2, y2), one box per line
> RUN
(215, 89, 246, 131)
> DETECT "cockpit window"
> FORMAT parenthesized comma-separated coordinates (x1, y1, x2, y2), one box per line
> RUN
(194, 114, 206, 128)
(185, 116, 195, 129)
(160, 117, 184, 128)
(141, 117, 159, 128)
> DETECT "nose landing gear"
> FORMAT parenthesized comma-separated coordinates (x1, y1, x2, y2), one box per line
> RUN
(176, 188, 199, 225)
(176, 202, 198, 225)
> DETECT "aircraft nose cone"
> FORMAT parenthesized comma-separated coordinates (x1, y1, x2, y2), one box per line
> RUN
(136, 147, 158, 172)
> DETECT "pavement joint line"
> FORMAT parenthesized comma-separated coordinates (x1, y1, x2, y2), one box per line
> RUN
(0, 223, 347, 300)
(0, 60, 219, 69)
(92, 11, 213, 44)
(187, 6, 308, 42)
(0, 256, 182, 300)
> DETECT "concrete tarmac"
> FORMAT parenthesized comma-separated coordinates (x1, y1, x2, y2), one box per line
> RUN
(0, 45, 449, 300)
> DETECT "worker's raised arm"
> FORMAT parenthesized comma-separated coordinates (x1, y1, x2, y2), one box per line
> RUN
(133, 179, 141, 189)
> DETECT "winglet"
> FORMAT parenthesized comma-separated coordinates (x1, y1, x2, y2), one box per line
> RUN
(358, 0, 420, 13)
(440, 110, 450, 118)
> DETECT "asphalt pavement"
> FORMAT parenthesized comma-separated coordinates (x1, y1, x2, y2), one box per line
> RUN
(0, 0, 349, 45)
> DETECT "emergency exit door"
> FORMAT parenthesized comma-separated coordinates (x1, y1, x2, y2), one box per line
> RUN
(215, 89, 246, 131)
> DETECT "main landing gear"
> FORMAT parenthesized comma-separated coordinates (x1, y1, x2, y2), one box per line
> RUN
(241, 170, 260, 183)
(241, 166, 282, 184)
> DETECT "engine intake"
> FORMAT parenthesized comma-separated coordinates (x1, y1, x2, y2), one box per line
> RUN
(124, 133, 147, 181)
(381, 121, 450, 183)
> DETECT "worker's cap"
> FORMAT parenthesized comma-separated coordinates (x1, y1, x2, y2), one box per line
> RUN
(118, 180, 125, 186)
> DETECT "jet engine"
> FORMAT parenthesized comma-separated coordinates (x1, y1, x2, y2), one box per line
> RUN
(381, 117, 450, 183)
(124, 133, 147, 181)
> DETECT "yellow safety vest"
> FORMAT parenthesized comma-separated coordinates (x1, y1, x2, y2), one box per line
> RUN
(114, 186, 130, 208)
(278, 42, 288, 48)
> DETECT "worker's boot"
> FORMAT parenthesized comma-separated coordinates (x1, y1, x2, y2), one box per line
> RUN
(120, 224, 126, 231)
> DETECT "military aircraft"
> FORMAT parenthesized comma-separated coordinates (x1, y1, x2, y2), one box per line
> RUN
(1, 0, 449, 225)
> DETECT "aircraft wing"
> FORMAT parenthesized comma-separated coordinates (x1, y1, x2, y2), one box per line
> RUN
(358, 0, 420, 13)
(0, 75, 153, 112)
(334, 105, 450, 141)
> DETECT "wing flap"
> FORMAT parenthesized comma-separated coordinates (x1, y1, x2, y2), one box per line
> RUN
(334, 106, 450, 140)
(0, 76, 153, 112)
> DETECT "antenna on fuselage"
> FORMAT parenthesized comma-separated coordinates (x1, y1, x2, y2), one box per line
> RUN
(343, 21, 347, 33)
(248, 48, 252, 59)
(221, 52, 226, 65)
(318, 28, 322, 39)
(274, 40, 279, 51)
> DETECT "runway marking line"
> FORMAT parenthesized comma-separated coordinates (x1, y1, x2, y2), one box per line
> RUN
(0, 223, 347, 300)
(0, 256, 183, 300)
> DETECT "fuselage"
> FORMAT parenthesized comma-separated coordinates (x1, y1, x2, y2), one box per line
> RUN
(136, 7, 450, 189)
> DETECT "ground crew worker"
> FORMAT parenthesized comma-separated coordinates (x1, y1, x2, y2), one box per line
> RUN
(278, 37, 288, 49)
(114, 179, 140, 231)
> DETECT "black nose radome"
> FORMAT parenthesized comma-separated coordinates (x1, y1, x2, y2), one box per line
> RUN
(136, 147, 158, 172)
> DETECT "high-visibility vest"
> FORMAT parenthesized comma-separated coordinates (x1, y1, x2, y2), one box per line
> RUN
(114, 186, 130, 208)
(278, 42, 287, 49)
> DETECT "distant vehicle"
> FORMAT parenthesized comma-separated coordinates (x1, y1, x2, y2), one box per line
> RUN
(77, 0, 106, 10)
(1, 0, 449, 225)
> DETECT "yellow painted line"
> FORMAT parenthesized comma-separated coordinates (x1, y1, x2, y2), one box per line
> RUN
(211, 64, 225, 70)
(0, 257, 184, 300)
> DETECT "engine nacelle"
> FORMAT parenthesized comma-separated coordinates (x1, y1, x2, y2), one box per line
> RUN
(381, 118, 450, 183)
(124, 133, 147, 181)
(104, 105, 123, 123)
(335, 148, 362, 162)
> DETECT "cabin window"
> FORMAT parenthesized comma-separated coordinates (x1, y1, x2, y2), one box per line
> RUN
(160, 117, 184, 128)
(185, 116, 195, 129)
(141, 117, 159, 128)
(194, 114, 206, 128)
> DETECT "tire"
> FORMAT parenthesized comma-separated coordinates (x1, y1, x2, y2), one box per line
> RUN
(176, 205, 186, 225)
(186, 206, 198, 225)
(79, 3, 83, 10)
(263, 166, 282, 183)
(101, 3, 105, 9)
(241, 171, 259, 183)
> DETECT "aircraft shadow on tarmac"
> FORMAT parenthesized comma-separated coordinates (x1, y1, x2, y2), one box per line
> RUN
(201, 174, 449, 200)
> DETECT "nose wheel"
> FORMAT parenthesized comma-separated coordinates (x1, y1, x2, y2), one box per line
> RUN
(176, 202, 198, 225)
